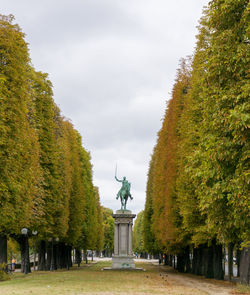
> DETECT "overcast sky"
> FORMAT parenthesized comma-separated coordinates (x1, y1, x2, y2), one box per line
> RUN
(1, 0, 209, 215)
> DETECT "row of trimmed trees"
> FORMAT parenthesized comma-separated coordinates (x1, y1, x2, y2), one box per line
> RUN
(0, 14, 103, 273)
(133, 211, 146, 257)
(102, 207, 114, 257)
(143, 0, 249, 284)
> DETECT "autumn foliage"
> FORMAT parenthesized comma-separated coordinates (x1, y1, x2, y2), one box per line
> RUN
(144, 0, 249, 282)
(0, 15, 103, 270)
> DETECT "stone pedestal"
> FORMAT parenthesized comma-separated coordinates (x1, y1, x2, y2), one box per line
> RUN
(112, 210, 136, 269)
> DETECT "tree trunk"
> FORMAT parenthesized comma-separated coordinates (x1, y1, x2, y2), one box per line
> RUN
(236, 245, 241, 278)
(46, 242, 51, 271)
(184, 246, 191, 273)
(84, 250, 88, 264)
(60, 243, 67, 269)
(193, 245, 204, 275)
(57, 243, 62, 269)
(212, 240, 224, 280)
(54, 243, 58, 270)
(169, 255, 173, 267)
(69, 246, 73, 267)
(201, 245, 206, 276)
(75, 249, 82, 267)
(34, 251, 36, 271)
(50, 240, 56, 271)
(163, 254, 168, 265)
(192, 247, 198, 274)
(228, 242, 234, 281)
(65, 245, 72, 269)
(239, 247, 250, 285)
(38, 240, 46, 270)
(203, 245, 214, 278)
(0, 234, 7, 266)
(167, 255, 172, 266)
(19, 235, 30, 274)
(177, 253, 185, 273)
(73, 249, 75, 264)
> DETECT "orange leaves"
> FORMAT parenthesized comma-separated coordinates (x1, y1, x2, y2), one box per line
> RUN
(145, 59, 191, 253)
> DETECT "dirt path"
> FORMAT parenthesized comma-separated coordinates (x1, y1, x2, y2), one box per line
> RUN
(156, 263, 237, 295)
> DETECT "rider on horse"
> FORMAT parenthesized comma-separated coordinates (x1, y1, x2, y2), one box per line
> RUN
(115, 175, 133, 210)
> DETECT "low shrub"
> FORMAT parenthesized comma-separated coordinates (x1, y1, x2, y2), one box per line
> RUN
(0, 264, 10, 281)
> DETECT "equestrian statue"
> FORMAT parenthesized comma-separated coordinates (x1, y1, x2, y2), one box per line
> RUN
(115, 167, 133, 210)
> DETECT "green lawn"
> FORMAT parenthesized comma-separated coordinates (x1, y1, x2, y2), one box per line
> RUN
(0, 261, 162, 295)
(0, 261, 244, 295)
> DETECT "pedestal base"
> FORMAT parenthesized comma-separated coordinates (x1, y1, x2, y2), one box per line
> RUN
(111, 210, 136, 270)
(112, 255, 135, 269)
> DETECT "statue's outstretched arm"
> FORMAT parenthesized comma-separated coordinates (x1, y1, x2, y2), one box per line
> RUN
(115, 176, 122, 182)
